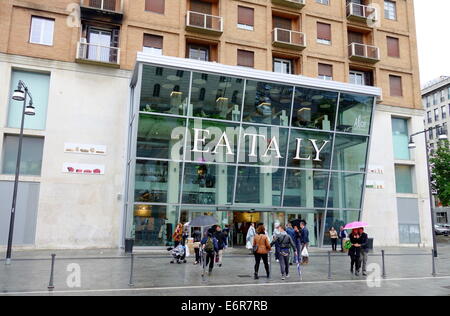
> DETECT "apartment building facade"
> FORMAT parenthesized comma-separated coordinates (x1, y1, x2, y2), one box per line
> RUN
(422, 76, 450, 225)
(0, 0, 431, 249)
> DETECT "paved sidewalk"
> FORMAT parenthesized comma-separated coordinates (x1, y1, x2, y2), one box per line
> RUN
(1, 242, 449, 296)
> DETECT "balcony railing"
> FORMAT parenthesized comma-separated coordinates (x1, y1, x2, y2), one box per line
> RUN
(348, 43, 380, 63)
(272, 28, 306, 50)
(76, 41, 120, 66)
(80, 0, 123, 12)
(186, 11, 223, 35)
(346, 2, 377, 23)
(272, 0, 306, 9)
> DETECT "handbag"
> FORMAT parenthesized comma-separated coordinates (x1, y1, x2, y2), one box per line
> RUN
(252, 235, 260, 254)
(301, 247, 309, 258)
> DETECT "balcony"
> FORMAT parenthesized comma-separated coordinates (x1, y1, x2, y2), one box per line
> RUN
(346, 3, 377, 24)
(348, 43, 380, 64)
(272, 28, 306, 51)
(80, 0, 124, 23)
(272, 0, 305, 9)
(76, 41, 120, 68)
(186, 11, 223, 36)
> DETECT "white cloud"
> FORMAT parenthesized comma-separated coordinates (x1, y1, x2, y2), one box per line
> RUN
(414, 0, 450, 87)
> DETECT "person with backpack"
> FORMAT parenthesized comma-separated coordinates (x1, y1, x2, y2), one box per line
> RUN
(201, 230, 219, 276)
(270, 225, 297, 280)
(253, 224, 271, 279)
(214, 225, 227, 267)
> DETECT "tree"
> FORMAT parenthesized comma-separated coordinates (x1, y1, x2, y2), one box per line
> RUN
(430, 140, 450, 206)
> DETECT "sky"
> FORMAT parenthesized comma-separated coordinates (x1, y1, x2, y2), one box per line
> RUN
(414, 0, 450, 87)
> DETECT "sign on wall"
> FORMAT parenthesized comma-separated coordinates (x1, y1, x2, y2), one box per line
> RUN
(62, 163, 105, 175)
(64, 143, 107, 155)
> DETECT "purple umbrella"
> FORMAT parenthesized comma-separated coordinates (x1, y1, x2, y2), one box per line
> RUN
(344, 221, 368, 230)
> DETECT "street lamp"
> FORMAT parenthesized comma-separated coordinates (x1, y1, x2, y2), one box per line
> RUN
(5, 81, 35, 265)
(408, 125, 448, 258)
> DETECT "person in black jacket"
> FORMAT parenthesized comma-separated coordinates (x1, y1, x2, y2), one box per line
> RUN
(348, 229, 363, 276)
(358, 228, 369, 276)
(214, 226, 227, 267)
(192, 228, 202, 265)
(270, 225, 297, 280)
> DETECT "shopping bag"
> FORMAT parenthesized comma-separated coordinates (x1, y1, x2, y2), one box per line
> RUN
(301, 247, 309, 258)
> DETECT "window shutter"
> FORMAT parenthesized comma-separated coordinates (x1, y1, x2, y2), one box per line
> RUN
(145, 0, 165, 14)
(317, 22, 331, 41)
(144, 34, 163, 49)
(190, 0, 212, 14)
(318, 63, 333, 77)
(387, 36, 400, 57)
(110, 28, 120, 63)
(389, 75, 403, 97)
(237, 49, 254, 68)
(238, 6, 254, 26)
(273, 16, 292, 30)
(348, 31, 364, 44)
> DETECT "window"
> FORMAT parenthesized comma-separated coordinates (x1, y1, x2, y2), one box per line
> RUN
(145, 0, 164, 14)
(2, 135, 44, 176)
(442, 105, 447, 119)
(188, 44, 209, 61)
(428, 128, 434, 140)
(434, 93, 439, 105)
(349, 71, 365, 85)
(316, 0, 329, 4)
(318, 63, 333, 80)
(395, 165, 414, 194)
(434, 108, 440, 121)
(8, 70, 50, 130)
(389, 75, 402, 97)
(317, 22, 331, 45)
(143, 34, 163, 55)
(387, 36, 400, 58)
(237, 49, 254, 68)
(443, 122, 448, 135)
(29, 17, 54, 46)
(427, 111, 432, 124)
(238, 6, 254, 30)
(273, 58, 292, 74)
(384, 1, 397, 20)
(441, 90, 446, 102)
(426, 96, 431, 108)
(392, 118, 410, 160)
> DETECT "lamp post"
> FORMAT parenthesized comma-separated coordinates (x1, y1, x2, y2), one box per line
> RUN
(408, 125, 448, 258)
(5, 81, 35, 265)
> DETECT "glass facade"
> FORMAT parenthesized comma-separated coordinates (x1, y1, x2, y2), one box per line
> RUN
(127, 63, 376, 247)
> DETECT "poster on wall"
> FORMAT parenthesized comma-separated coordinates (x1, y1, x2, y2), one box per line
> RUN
(366, 180, 385, 190)
(64, 143, 107, 155)
(63, 163, 105, 175)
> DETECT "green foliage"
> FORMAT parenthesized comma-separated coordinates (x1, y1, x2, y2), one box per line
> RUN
(430, 140, 450, 206)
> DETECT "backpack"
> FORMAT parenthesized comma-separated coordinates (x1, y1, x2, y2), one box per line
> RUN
(205, 237, 214, 253)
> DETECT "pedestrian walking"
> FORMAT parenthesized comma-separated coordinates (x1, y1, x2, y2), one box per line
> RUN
(300, 220, 310, 264)
(272, 222, 281, 263)
(201, 230, 219, 276)
(292, 225, 302, 264)
(329, 227, 338, 252)
(173, 223, 183, 247)
(246, 223, 256, 255)
(253, 224, 271, 279)
(348, 229, 363, 276)
(339, 226, 348, 252)
(192, 228, 202, 265)
(214, 225, 227, 267)
(286, 223, 296, 265)
(270, 225, 297, 280)
(358, 228, 369, 276)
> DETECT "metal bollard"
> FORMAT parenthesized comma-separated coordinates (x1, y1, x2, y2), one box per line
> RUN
(48, 254, 56, 291)
(381, 250, 386, 279)
(327, 251, 332, 280)
(431, 249, 436, 277)
(269, 250, 272, 280)
(128, 253, 135, 287)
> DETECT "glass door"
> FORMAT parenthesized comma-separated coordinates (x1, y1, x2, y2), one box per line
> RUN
(88, 29, 112, 62)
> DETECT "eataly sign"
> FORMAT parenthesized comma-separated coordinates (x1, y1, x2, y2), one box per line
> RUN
(192, 128, 330, 161)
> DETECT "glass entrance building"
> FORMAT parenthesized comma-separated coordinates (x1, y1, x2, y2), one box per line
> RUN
(125, 54, 380, 248)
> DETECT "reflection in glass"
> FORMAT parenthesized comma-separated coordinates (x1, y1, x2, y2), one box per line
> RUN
(190, 73, 244, 121)
(134, 160, 181, 203)
(140, 65, 190, 115)
(239, 125, 288, 167)
(283, 170, 329, 208)
(328, 173, 364, 209)
(243, 81, 293, 126)
(137, 114, 186, 160)
(323, 210, 360, 245)
(291, 88, 338, 131)
(235, 167, 284, 206)
(285, 210, 320, 247)
(182, 163, 235, 205)
(332, 134, 369, 172)
(133, 205, 179, 246)
(336, 93, 374, 134)
(287, 129, 333, 169)
(186, 119, 240, 163)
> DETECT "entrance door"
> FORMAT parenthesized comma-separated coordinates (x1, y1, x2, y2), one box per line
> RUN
(232, 211, 262, 246)
(88, 29, 112, 62)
